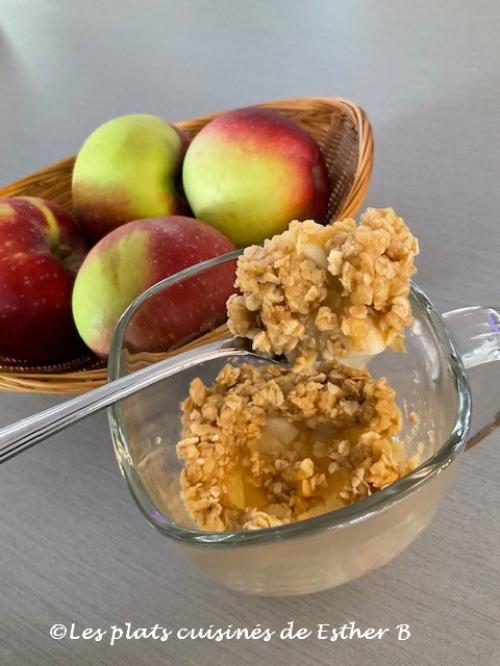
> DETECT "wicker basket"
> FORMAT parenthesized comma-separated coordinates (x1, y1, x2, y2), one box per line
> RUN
(0, 97, 374, 394)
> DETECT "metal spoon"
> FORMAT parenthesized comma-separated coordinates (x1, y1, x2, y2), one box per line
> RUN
(0, 338, 284, 465)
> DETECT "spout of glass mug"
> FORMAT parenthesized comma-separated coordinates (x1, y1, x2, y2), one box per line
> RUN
(443, 306, 500, 369)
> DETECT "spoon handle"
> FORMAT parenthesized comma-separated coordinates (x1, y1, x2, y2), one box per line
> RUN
(0, 341, 242, 464)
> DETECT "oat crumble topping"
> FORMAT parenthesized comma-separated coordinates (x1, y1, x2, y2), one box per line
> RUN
(177, 362, 420, 531)
(226, 207, 419, 368)
(176, 211, 421, 532)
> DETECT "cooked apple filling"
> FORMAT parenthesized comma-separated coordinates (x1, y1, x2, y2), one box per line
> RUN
(226, 207, 419, 369)
(177, 362, 420, 531)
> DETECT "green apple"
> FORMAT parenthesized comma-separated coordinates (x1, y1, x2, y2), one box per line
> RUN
(72, 114, 189, 241)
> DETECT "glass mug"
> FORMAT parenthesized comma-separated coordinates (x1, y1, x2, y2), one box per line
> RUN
(108, 252, 500, 596)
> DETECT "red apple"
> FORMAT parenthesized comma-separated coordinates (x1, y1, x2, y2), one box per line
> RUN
(0, 196, 89, 363)
(182, 107, 331, 246)
(72, 216, 236, 357)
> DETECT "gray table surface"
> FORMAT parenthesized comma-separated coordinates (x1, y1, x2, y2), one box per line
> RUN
(1, 1, 499, 664)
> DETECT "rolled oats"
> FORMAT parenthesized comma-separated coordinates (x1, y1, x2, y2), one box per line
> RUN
(177, 361, 419, 531)
(176, 211, 421, 533)
(227, 208, 418, 368)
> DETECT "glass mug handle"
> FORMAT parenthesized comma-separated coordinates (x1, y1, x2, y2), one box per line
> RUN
(443, 306, 500, 369)
(443, 306, 500, 449)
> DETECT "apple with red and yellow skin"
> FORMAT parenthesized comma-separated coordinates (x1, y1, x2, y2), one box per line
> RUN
(72, 114, 190, 241)
(182, 107, 331, 247)
(0, 196, 89, 363)
(72, 216, 236, 358)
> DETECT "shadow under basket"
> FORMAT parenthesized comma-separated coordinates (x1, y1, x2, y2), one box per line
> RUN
(0, 96, 374, 394)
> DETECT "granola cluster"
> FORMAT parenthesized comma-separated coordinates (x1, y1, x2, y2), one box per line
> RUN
(227, 208, 419, 367)
(177, 362, 419, 531)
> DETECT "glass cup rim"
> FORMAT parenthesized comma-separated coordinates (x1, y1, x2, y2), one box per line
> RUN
(108, 251, 472, 548)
